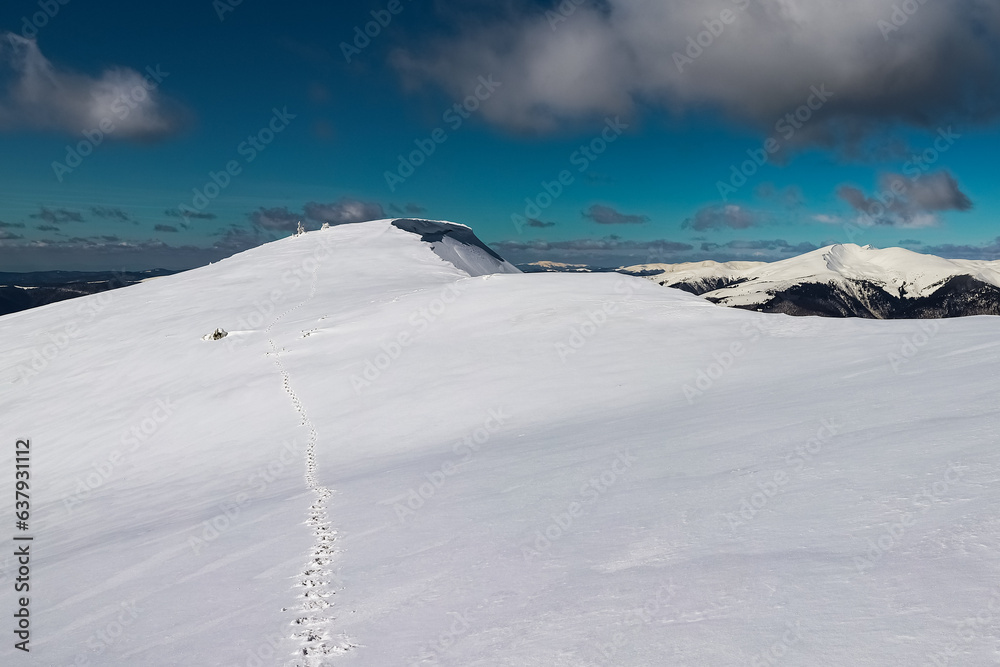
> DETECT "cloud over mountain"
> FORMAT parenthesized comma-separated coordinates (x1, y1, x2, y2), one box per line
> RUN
(249, 198, 386, 233)
(837, 171, 973, 228)
(303, 199, 384, 226)
(392, 0, 1000, 151)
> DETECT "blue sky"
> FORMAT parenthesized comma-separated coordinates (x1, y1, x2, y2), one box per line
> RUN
(0, 0, 998, 270)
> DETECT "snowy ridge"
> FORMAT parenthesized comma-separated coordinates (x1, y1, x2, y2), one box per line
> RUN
(389, 218, 520, 277)
(2, 220, 999, 665)
(625, 244, 1000, 317)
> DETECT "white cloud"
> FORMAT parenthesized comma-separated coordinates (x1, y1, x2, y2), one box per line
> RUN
(0, 34, 185, 140)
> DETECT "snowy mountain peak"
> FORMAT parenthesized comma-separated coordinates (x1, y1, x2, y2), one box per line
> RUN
(387, 218, 521, 277)
(625, 244, 1000, 318)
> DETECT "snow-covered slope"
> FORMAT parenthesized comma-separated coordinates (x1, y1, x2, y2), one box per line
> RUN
(2, 221, 1000, 665)
(624, 244, 1000, 318)
(621, 259, 767, 294)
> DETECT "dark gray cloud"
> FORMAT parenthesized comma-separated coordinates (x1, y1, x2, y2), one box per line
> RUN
(0, 220, 24, 229)
(213, 225, 266, 252)
(527, 218, 556, 228)
(837, 171, 973, 228)
(0, 222, 270, 271)
(700, 239, 819, 255)
(30, 207, 84, 224)
(392, 0, 1000, 151)
(0, 34, 186, 140)
(583, 204, 649, 225)
(922, 237, 1000, 260)
(35, 224, 60, 232)
(91, 206, 137, 224)
(248, 198, 386, 233)
(165, 209, 217, 220)
(154, 224, 179, 233)
(0, 237, 244, 272)
(248, 206, 301, 232)
(495, 237, 692, 253)
(389, 202, 428, 216)
(683, 204, 760, 231)
(492, 236, 694, 267)
(0, 229, 23, 240)
(303, 198, 385, 225)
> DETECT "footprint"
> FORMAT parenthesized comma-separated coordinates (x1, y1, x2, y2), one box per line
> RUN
(263, 267, 353, 661)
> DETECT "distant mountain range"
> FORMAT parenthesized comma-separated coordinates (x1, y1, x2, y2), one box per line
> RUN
(620, 244, 1000, 318)
(6, 243, 999, 321)
(0, 270, 176, 317)
(518, 261, 597, 274)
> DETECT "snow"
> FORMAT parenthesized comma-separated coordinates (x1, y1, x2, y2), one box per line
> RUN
(1, 221, 999, 666)
(626, 243, 1000, 307)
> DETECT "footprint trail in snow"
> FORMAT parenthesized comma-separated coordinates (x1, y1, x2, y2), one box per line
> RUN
(263, 266, 355, 664)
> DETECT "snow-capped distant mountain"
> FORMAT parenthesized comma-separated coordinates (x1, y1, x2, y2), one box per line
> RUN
(623, 244, 1000, 318)
(518, 261, 595, 274)
(3, 220, 1000, 666)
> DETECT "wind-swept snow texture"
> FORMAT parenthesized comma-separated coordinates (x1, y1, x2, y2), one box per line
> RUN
(1, 220, 999, 666)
